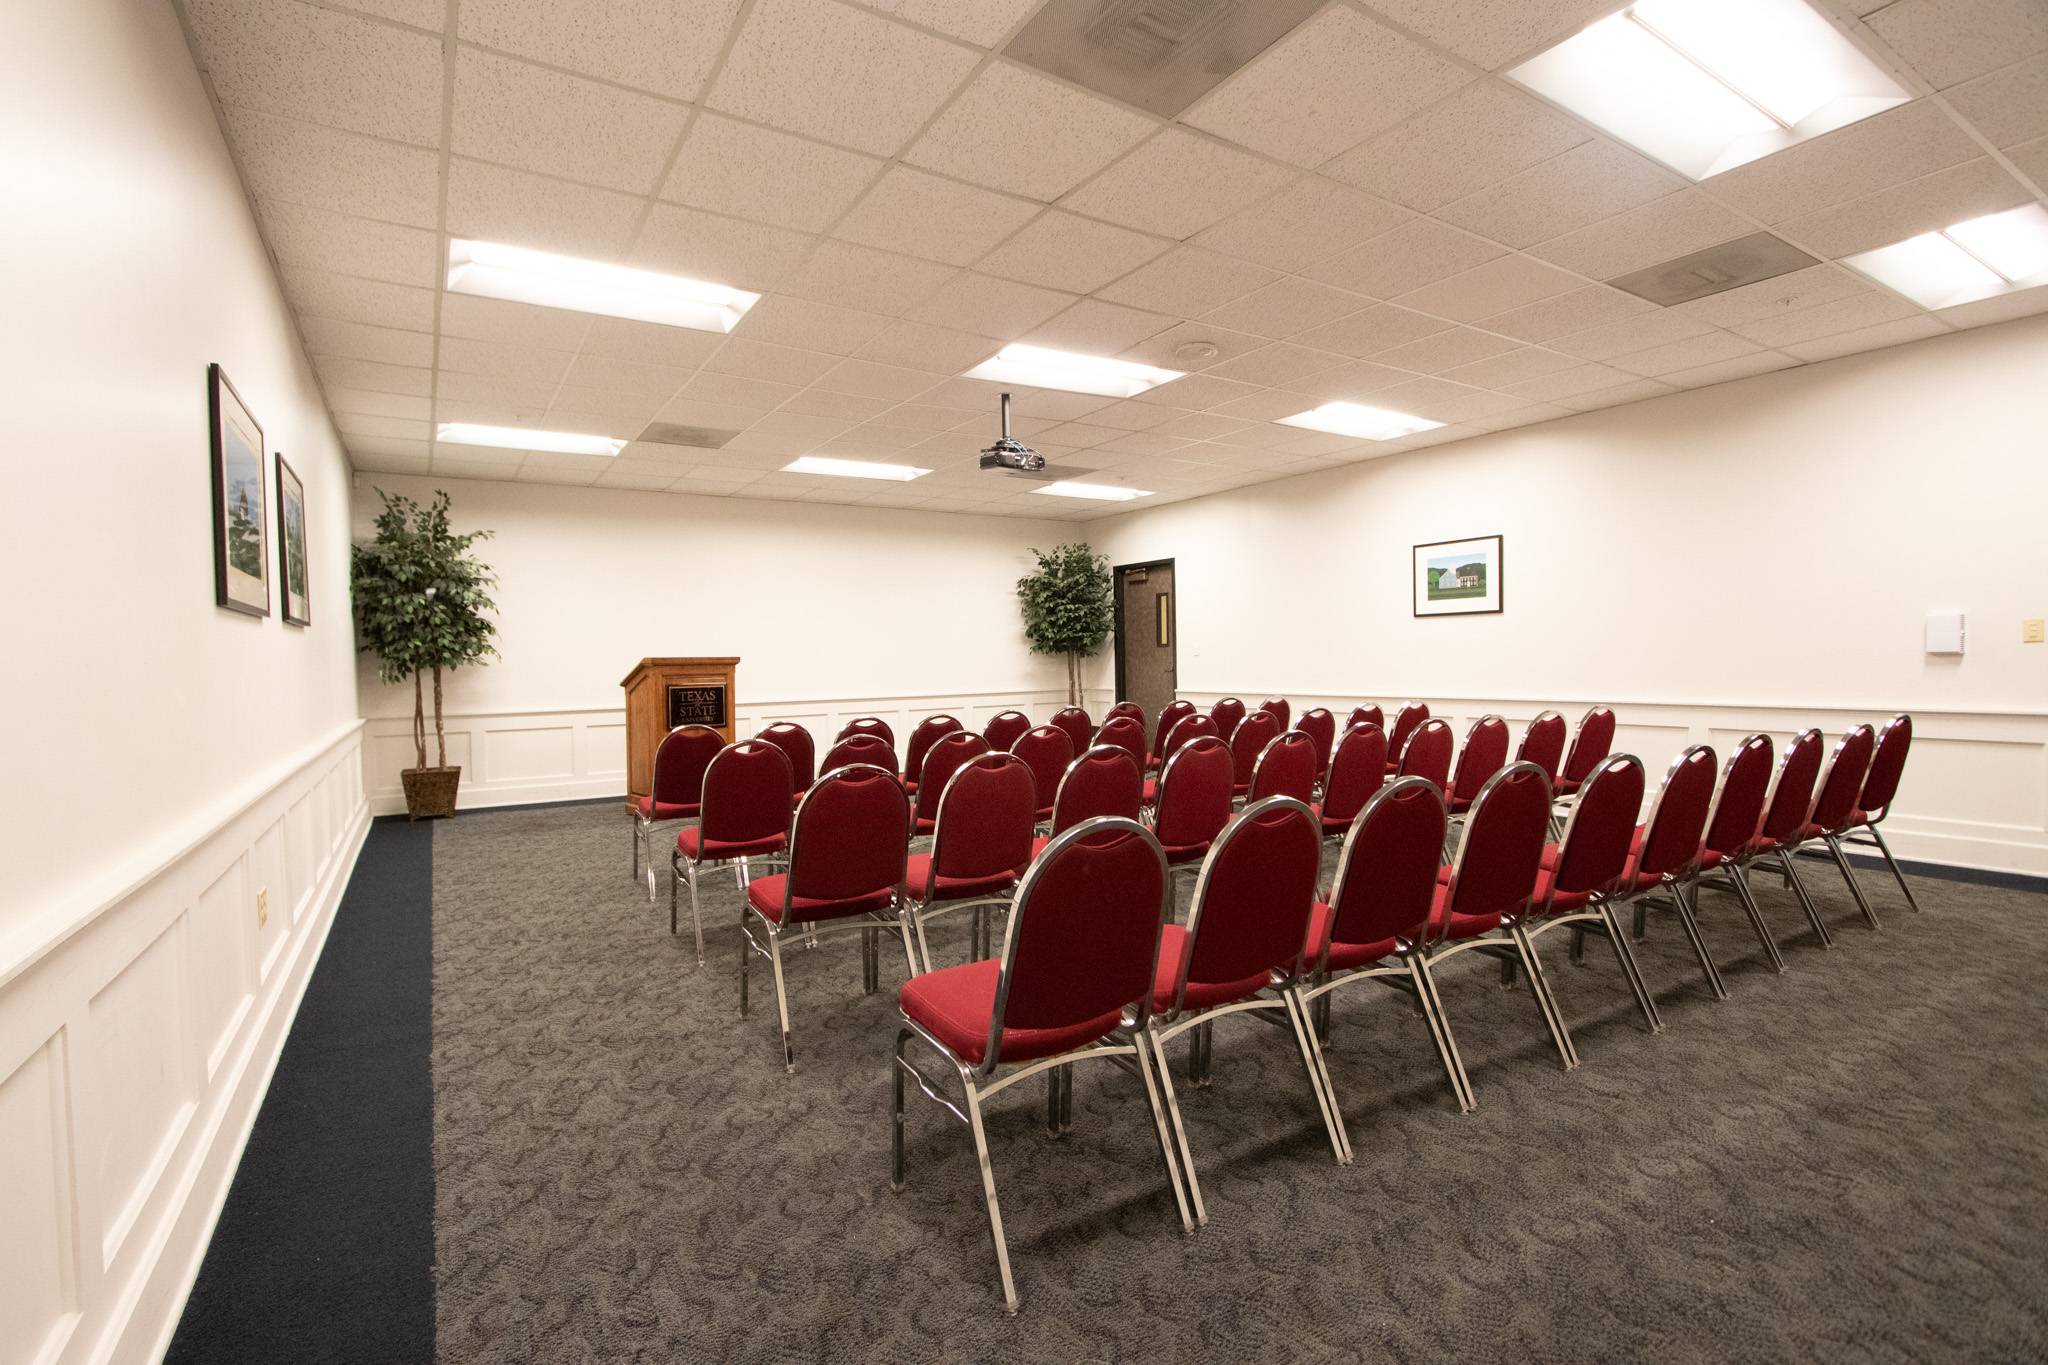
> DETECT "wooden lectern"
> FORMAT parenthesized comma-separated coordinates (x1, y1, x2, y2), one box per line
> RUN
(622, 657, 739, 801)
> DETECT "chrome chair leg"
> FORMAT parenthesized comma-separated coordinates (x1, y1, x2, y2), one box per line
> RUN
(1776, 850, 1834, 947)
(1669, 881, 1728, 1001)
(1599, 902, 1663, 1033)
(1411, 956, 1474, 1112)
(1825, 834, 1882, 931)
(1131, 1031, 1196, 1234)
(1145, 1024, 1206, 1227)
(1867, 826, 1924, 912)
(630, 812, 640, 884)
(1725, 865, 1786, 973)
(687, 859, 706, 966)
(1511, 925, 1579, 1070)
(738, 909, 751, 1016)
(1281, 990, 1351, 1164)
(1290, 988, 1353, 1165)
(766, 929, 794, 1072)
(959, 1075, 1020, 1313)
(890, 1028, 911, 1190)
(1045, 1068, 1063, 1136)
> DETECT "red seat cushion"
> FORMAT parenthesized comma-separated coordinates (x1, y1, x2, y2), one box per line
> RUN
(1532, 866, 1591, 914)
(914, 814, 936, 835)
(638, 796, 699, 820)
(901, 960, 1123, 1066)
(1029, 833, 1050, 858)
(1143, 777, 1158, 803)
(745, 874, 894, 925)
(1150, 924, 1273, 1013)
(678, 827, 786, 860)
(1698, 846, 1730, 869)
(902, 854, 1020, 905)
(1160, 839, 1211, 866)
(1303, 901, 1399, 972)
(902, 776, 918, 794)
(1554, 776, 1582, 797)
(1425, 882, 1499, 939)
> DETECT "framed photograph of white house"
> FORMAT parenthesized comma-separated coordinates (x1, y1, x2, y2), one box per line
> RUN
(1413, 535, 1502, 617)
(276, 453, 310, 626)
(208, 362, 269, 617)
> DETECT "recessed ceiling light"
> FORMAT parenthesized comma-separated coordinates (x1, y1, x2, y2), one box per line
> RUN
(781, 455, 930, 481)
(1842, 205, 2048, 309)
(1506, 0, 1908, 181)
(964, 344, 1183, 398)
(436, 422, 625, 456)
(446, 239, 758, 332)
(1276, 402, 1443, 441)
(1034, 480, 1151, 502)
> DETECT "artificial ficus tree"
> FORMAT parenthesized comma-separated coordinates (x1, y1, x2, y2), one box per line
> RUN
(1016, 543, 1113, 706)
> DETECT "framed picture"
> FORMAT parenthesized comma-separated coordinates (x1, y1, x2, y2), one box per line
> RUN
(276, 453, 310, 626)
(1413, 535, 1503, 617)
(208, 363, 269, 616)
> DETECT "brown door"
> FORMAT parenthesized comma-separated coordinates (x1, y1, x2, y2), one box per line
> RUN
(1116, 561, 1177, 726)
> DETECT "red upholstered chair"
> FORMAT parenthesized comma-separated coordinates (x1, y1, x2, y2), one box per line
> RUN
(1049, 706, 1093, 756)
(983, 709, 1031, 753)
(1613, 745, 1723, 1000)
(912, 732, 991, 835)
(1149, 699, 1195, 770)
(1009, 724, 1073, 823)
(1315, 723, 1387, 840)
(1150, 736, 1233, 883)
(754, 722, 815, 805)
(1297, 708, 1336, 784)
(1517, 710, 1568, 785)
(1106, 700, 1146, 732)
(901, 715, 963, 796)
(1841, 714, 1922, 912)
(1346, 704, 1384, 734)
(1249, 730, 1318, 805)
(1209, 696, 1246, 742)
(1666, 734, 1786, 982)
(892, 818, 1189, 1312)
(672, 741, 793, 964)
(1396, 717, 1454, 791)
(1036, 745, 1143, 856)
(1746, 728, 1833, 948)
(901, 753, 1038, 973)
(1444, 714, 1510, 817)
(742, 763, 908, 1071)
(1294, 777, 1459, 1136)
(821, 732, 897, 782)
(1146, 714, 1217, 805)
(630, 724, 722, 893)
(1141, 797, 1343, 1223)
(1765, 725, 1881, 934)
(838, 716, 895, 747)
(1094, 713, 1147, 774)
(1556, 706, 1616, 798)
(1256, 697, 1291, 730)
(1384, 702, 1429, 773)
(1228, 710, 1281, 797)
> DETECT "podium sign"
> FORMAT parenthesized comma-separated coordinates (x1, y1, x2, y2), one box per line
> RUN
(621, 657, 739, 800)
(667, 683, 729, 729)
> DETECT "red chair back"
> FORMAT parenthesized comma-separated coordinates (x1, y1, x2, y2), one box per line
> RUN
(1859, 714, 1913, 818)
(754, 722, 815, 793)
(1257, 697, 1291, 730)
(1323, 777, 1445, 950)
(786, 763, 909, 905)
(903, 715, 963, 785)
(838, 715, 895, 746)
(1759, 729, 1825, 843)
(915, 732, 990, 824)
(1397, 718, 1453, 790)
(1160, 713, 1217, 766)
(700, 741, 794, 844)
(1209, 696, 1246, 741)
(1153, 736, 1233, 849)
(983, 710, 1031, 752)
(1050, 706, 1093, 756)
(1562, 706, 1616, 785)
(651, 724, 723, 806)
(1517, 710, 1567, 784)
(1810, 726, 1876, 835)
(1229, 710, 1282, 789)
(1298, 708, 1336, 778)
(1321, 723, 1388, 826)
(1438, 762, 1551, 937)
(1106, 700, 1146, 732)
(1249, 731, 1318, 804)
(1150, 700, 1195, 764)
(1448, 714, 1510, 803)
(1010, 724, 1073, 818)
(929, 753, 1037, 886)
(1703, 734, 1774, 859)
(1095, 714, 1147, 771)
(991, 819, 1169, 1065)
(1346, 704, 1384, 733)
(821, 732, 896, 780)
(1633, 745, 1717, 882)
(1543, 755, 1646, 911)
(1172, 797, 1320, 1011)
(1387, 701, 1429, 757)
(1050, 744, 1143, 834)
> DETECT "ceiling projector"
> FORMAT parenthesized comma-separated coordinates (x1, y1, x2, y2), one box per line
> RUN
(977, 393, 1046, 475)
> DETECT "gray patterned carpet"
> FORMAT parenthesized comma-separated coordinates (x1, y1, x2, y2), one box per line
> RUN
(431, 803, 2048, 1363)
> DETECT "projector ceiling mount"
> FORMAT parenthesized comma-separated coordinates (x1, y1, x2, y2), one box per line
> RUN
(977, 392, 1092, 481)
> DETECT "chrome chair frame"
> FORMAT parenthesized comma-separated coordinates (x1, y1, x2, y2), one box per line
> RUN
(673, 741, 794, 966)
(1783, 725, 1883, 934)
(1149, 735, 1232, 907)
(899, 752, 1034, 975)
(1837, 714, 1923, 913)
(629, 723, 717, 899)
(1612, 745, 1727, 1001)
(1246, 728, 1318, 805)
(1648, 735, 1789, 981)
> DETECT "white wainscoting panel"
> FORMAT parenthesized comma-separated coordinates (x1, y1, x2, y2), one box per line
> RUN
(0, 722, 369, 1365)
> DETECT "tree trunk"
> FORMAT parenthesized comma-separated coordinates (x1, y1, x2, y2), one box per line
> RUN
(411, 671, 426, 770)
(1066, 651, 1080, 706)
(433, 665, 446, 768)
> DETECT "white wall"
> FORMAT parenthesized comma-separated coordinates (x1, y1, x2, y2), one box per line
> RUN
(351, 475, 1084, 810)
(0, 3, 367, 1363)
(1090, 315, 2048, 876)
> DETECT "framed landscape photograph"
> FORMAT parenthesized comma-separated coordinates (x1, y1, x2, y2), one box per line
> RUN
(276, 453, 310, 626)
(208, 363, 269, 617)
(1414, 535, 1503, 617)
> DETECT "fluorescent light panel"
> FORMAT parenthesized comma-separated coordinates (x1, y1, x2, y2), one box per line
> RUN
(436, 423, 626, 456)
(446, 239, 758, 332)
(1276, 401, 1443, 442)
(1035, 481, 1150, 502)
(781, 455, 930, 481)
(1842, 205, 2048, 309)
(964, 344, 1182, 398)
(1507, 0, 1908, 181)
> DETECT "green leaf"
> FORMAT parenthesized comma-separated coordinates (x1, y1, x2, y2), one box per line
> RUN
(1015, 543, 1112, 658)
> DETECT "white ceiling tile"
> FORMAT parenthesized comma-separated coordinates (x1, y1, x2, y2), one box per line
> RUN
(975, 210, 1173, 293)
(1704, 100, 1981, 224)
(256, 199, 438, 286)
(662, 114, 883, 233)
(1370, 326, 1520, 374)
(775, 240, 959, 316)
(1530, 190, 1753, 281)
(581, 316, 726, 368)
(1501, 362, 1637, 401)
(335, 411, 430, 440)
(1202, 343, 1351, 387)
(680, 372, 800, 409)
(546, 394, 661, 429)
(1945, 54, 2048, 148)
(185, 0, 442, 145)
(437, 294, 592, 350)
(459, 0, 743, 100)
(1200, 277, 1372, 340)
(350, 447, 432, 475)
(1555, 378, 1676, 412)
(1604, 329, 1762, 378)
(1284, 360, 1418, 400)
(439, 335, 576, 386)
(222, 106, 440, 226)
(328, 0, 443, 27)
(284, 267, 436, 330)
(1780, 315, 1950, 361)
(1549, 309, 1715, 361)
(1096, 246, 1280, 318)
(731, 294, 894, 355)
(2007, 133, 2048, 186)
(833, 166, 1042, 266)
(1183, 6, 1469, 167)
(1390, 253, 1583, 323)
(594, 466, 684, 491)
(1125, 372, 1265, 411)
(1728, 291, 1924, 348)
(325, 386, 433, 420)
(1776, 158, 2033, 258)
(452, 48, 686, 194)
(1080, 401, 1182, 432)
(1436, 345, 1581, 388)
(632, 204, 815, 290)
(1191, 176, 1412, 274)
(814, 358, 944, 400)
(1465, 402, 1575, 431)
(854, 319, 1001, 371)
(1060, 130, 1297, 239)
(1370, 378, 1524, 422)
(654, 397, 773, 430)
(1362, 0, 1627, 71)
(1669, 264, 1870, 328)
(1437, 140, 1683, 249)
(1306, 218, 1506, 298)
(1934, 279, 2048, 326)
(707, 0, 980, 156)
(436, 372, 556, 409)
(315, 355, 434, 397)
(301, 315, 433, 367)
(1293, 303, 1454, 358)
(1117, 323, 1269, 373)
(855, 0, 1043, 47)
(1026, 299, 1177, 353)
(701, 338, 842, 385)
(778, 387, 897, 420)
(1658, 350, 1800, 388)
(1323, 78, 1588, 212)
(1476, 283, 1653, 342)
(446, 157, 644, 258)
(562, 353, 691, 399)
(1865, 0, 2048, 89)
(904, 271, 1076, 337)
(905, 60, 1154, 201)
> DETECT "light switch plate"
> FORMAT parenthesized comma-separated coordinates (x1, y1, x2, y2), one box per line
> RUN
(2025, 618, 2045, 645)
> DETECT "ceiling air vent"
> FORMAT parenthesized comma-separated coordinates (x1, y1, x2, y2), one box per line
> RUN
(637, 421, 741, 450)
(1004, 0, 1322, 118)
(1608, 232, 1820, 307)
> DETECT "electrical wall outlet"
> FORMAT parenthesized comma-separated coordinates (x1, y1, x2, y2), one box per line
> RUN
(2025, 619, 2045, 644)
(256, 888, 268, 929)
